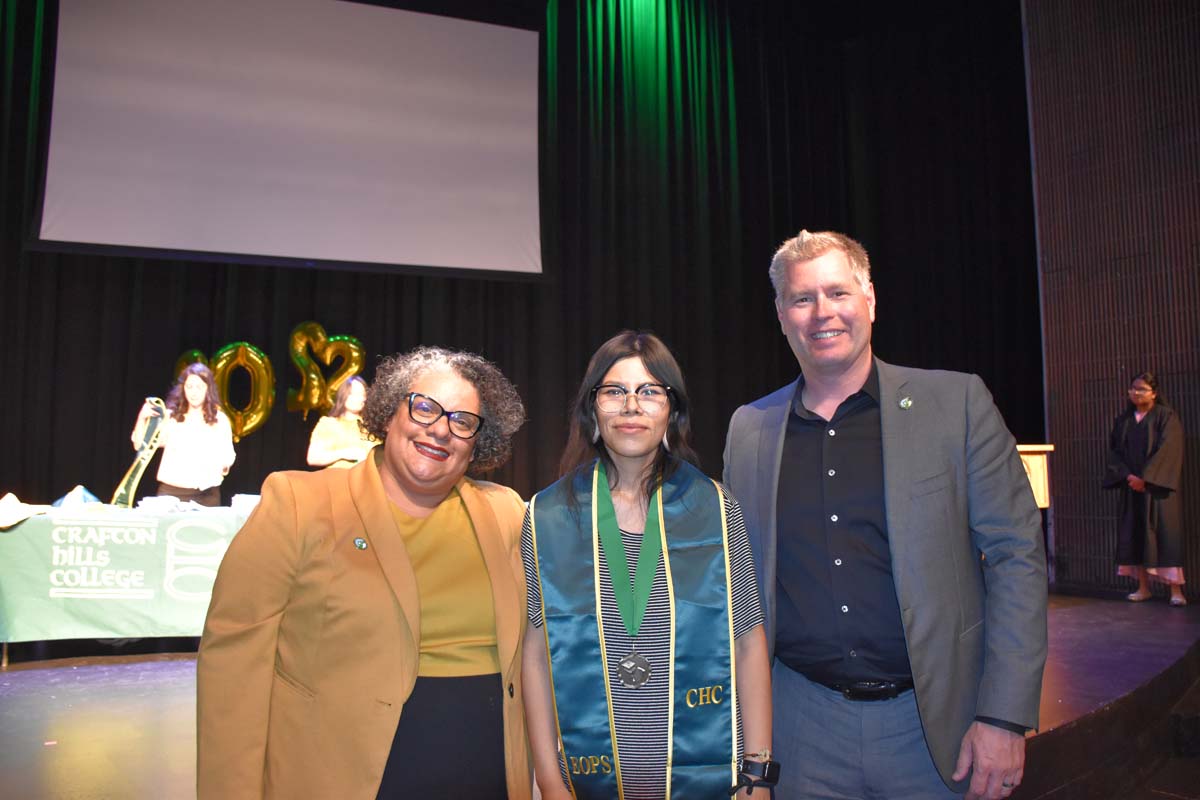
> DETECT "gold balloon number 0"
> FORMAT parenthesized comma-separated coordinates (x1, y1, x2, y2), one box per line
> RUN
(212, 343, 276, 443)
(174, 323, 364, 441)
(175, 343, 275, 443)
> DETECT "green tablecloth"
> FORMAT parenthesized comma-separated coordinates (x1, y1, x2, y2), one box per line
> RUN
(0, 506, 250, 642)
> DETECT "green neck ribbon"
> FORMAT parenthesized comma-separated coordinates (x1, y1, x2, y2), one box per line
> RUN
(595, 461, 661, 638)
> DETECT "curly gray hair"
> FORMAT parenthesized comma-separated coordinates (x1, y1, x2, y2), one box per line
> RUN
(361, 346, 525, 474)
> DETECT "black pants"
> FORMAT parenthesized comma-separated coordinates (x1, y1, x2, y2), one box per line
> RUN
(156, 482, 220, 507)
(376, 673, 506, 799)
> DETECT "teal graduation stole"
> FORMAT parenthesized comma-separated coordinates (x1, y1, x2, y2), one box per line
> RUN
(530, 459, 737, 799)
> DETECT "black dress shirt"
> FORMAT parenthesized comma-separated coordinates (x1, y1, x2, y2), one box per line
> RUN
(772, 363, 1029, 736)
(774, 364, 913, 685)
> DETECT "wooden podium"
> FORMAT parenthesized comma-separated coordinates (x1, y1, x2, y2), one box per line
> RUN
(1017, 444, 1054, 508)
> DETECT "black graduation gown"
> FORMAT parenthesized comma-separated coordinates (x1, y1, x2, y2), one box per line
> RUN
(1102, 403, 1185, 567)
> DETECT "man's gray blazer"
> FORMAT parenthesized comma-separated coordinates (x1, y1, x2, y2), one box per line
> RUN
(722, 358, 1047, 790)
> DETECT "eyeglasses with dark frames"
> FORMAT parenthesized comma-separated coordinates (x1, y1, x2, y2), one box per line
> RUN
(405, 392, 485, 439)
(591, 383, 673, 414)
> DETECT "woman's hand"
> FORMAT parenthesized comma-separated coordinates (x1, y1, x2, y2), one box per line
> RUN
(131, 400, 164, 449)
(1127, 474, 1146, 492)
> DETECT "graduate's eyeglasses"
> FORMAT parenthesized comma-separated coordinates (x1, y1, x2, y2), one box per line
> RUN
(592, 383, 673, 414)
(405, 392, 485, 439)
(1127, 387, 1153, 395)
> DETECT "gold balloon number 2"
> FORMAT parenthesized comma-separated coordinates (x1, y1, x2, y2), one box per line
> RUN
(174, 322, 365, 441)
(286, 322, 367, 420)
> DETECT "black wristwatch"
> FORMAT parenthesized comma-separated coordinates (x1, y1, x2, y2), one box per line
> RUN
(741, 758, 781, 783)
(729, 758, 781, 797)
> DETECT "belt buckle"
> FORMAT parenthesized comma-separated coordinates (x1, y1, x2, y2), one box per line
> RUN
(841, 681, 897, 702)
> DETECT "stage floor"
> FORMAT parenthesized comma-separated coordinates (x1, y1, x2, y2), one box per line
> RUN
(1039, 593, 1200, 732)
(0, 595, 1198, 799)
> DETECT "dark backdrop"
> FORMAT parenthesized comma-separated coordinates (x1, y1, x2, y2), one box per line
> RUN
(0, 0, 1042, 505)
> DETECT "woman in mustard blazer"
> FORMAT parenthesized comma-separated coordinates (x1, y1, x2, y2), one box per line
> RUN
(197, 346, 530, 799)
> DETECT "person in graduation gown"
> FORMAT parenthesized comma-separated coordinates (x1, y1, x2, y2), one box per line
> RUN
(1104, 370, 1187, 606)
(521, 331, 774, 800)
(197, 346, 531, 799)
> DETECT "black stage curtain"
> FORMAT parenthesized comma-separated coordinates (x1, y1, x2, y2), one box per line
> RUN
(0, 0, 1042, 505)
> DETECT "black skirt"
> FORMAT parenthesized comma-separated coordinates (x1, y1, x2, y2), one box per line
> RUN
(376, 673, 507, 799)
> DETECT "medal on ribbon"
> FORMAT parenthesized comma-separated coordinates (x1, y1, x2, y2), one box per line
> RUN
(596, 462, 662, 689)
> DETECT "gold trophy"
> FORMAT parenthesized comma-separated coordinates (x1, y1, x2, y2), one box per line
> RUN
(111, 397, 168, 507)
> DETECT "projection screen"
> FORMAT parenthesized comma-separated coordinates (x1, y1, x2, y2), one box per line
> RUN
(37, 0, 542, 276)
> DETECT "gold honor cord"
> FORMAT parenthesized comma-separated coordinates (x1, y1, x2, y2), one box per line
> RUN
(591, 466, 625, 800)
(714, 480, 739, 787)
(112, 397, 167, 507)
(658, 481, 678, 798)
(528, 495, 578, 799)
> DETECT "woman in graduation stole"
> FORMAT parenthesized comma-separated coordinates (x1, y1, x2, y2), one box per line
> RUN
(521, 331, 774, 800)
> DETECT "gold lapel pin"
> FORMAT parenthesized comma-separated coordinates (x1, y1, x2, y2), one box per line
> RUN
(899, 396, 913, 410)
(354, 537, 368, 550)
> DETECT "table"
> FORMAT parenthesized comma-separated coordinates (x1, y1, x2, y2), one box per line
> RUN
(0, 506, 250, 643)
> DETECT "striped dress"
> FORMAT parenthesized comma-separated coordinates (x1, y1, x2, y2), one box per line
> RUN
(523, 494, 764, 800)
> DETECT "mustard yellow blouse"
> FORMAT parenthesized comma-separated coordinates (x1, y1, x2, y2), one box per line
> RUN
(389, 492, 500, 676)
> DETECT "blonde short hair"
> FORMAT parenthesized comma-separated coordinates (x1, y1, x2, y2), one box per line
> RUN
(768, 230, 872, 299)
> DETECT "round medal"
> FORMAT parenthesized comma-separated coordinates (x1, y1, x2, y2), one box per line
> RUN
(617, 650, 652, 688)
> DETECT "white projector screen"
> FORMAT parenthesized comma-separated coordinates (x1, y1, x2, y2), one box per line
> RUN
(38, 0, 542, 276)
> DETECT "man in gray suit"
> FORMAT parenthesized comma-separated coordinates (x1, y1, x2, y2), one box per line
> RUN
(723, 230, 1047, 800)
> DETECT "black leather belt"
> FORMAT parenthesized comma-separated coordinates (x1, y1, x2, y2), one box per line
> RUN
(821, 679, 914, 701)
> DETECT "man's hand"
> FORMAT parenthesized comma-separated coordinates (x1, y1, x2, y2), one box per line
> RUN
(953, 721, 1025, 799)
(1127, 474, 1146, 492)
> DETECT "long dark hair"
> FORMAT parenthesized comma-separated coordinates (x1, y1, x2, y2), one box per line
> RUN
(559, 331, 700, 499)
(166, 362, 222, 424)
(328, 375, 367, 418)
